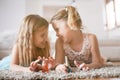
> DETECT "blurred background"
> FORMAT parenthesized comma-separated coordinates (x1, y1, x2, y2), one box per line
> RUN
(0, 0, 120, 61)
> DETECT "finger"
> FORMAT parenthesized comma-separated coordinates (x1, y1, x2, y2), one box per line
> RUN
(49, 59, 55, 65)
(30, 62, 34, 67)
(34, 59, 40, 63)
(81, 66, 89, 71)
(29, 66, 32, 70)
(82, 67, 88, 71)
(29, 67, 35, 71)
(62, 65, 68, 73)
(37, 64, 42, 70)
(86, 67, 89, 71)
(48, 64, 52, 69)
(29, 67, 33, 71)
(33, 62, 38, 68)
(43, 57, 45, 60)
(49, 56, 52, 60)
(45, 58, 48, 61)
(31, 62, 37, 67)
(82, 67, 85, 71)
(78, 63, 85, 70)
(49, 57, 54, 61)
(74, 60, 79, 67)
(37, 56, 42, 60)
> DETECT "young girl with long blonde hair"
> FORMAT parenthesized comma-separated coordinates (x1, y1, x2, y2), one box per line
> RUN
(10, 14, 54, 72)
(50, 6, 105, 73)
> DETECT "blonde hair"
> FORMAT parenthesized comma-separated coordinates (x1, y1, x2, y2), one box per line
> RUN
(16, 14, 49, 66)
(51, 6, 82, 30)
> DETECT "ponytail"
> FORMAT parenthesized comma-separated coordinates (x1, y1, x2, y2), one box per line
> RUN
(51, 6, 82, 30)
(66, 6, 82, 30)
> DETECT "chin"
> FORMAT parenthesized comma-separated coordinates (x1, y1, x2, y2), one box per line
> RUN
(37, 45, 45, 48)
(40, 46, 45, 48)
(63, 39, 68, 43)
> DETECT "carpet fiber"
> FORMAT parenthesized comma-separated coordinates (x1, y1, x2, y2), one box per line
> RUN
(0, 64, 120, 80)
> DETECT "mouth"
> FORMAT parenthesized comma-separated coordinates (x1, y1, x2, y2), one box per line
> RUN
(39, 42, 46, 48)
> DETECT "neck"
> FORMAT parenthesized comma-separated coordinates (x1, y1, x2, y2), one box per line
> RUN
(70, 30, 83, 45)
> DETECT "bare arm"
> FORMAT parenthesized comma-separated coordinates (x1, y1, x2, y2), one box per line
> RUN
(85, 34, 104, 69)
(10, 44, 30, 72)
(53, 38, 69, 73)
(54, 38, 65, 66)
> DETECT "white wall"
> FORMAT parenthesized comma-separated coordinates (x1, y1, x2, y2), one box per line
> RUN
(76, 0, 108, 39)
(108, 28, 120, 38)
(0, 0, 120, 58)
(25, 0, 113, 39)
(0, 0, 25, 58)
(1, 0, 119, 39)
(0, 0, 25, 49)
(0, 0, 25, 32)
(25, 0, 42, 15)
(24, 0, 120, 59)
(0, 0, 25, 46)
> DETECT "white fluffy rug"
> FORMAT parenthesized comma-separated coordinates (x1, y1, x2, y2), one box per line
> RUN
(0, 64, 120, 80)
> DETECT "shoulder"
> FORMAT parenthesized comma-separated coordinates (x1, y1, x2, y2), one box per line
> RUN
(12, 43, 19, 55)
(12, 43, 18, 50)
(84, 33, 97, 41)
(55, 38, 64, 51)
(55, 37, 64, 45)
(10, 43, 19, 65)
(87, 33, 97, 40)
(85, 33, 98, 46)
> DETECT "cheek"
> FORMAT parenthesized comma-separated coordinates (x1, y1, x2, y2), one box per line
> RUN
(34, 38, 45, 48)
(63, 32, 71, 42)
(34, 37, 42, 45)
(62, 31, 68, 37)
(59, 29, 65, 35)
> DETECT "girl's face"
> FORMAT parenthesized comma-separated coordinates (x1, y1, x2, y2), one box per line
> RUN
(52, 20, 71, 43)
(33, 27, 48, 48)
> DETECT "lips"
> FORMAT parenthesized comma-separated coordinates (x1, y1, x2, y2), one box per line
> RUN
(39, 42, 45, 48)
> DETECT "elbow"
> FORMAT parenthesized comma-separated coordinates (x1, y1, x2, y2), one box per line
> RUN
(98, 58, 105, 68)
(98, 63, 103, 68)
(9, 63, 13, 70)
(90, 62, 104, 69)
(9, 63, 16, 70)
(96, 61, 104, 68)
(95, 58, 105, 68)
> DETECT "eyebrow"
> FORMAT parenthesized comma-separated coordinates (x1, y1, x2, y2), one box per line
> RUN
(54, 27, 57, 29)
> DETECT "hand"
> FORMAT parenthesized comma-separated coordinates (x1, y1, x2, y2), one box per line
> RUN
(29, 58, 42, 72)
(29, 62, 42, 72)
(74, 60, 89, 71)
(42, 57, 49, 72)
(29, 56, 55, 72)
(55, 64, 68, 73)
(48, 57, 55, 69)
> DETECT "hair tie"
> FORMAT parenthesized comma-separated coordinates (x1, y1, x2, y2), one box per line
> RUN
(65, 7, 68, 12)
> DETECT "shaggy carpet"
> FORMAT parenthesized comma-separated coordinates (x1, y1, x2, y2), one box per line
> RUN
(0, 63, 120, 80)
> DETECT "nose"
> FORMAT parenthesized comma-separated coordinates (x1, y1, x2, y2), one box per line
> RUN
(42, 35, 47, 42)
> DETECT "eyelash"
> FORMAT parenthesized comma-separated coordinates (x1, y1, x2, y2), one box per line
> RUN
(55, 29, 59, 32)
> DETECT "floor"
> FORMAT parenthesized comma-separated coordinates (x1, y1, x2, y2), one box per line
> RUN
(67, 78, 120, 80)
(77, 62, 120, 80)
(79, 78, 120, 80)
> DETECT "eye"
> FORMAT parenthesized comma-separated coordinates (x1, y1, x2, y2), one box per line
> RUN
(55, 28, 59, 32)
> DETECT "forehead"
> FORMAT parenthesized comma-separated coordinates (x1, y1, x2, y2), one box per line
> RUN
(34, 26, 48, 34)
(52, 20, 67, 29)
